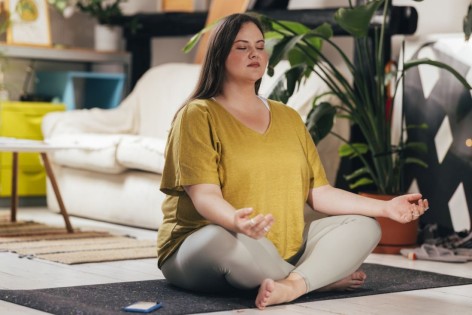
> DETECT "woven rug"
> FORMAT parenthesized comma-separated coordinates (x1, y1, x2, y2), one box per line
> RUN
(0, 214, 156, 264)
(1, 263, 471, 315)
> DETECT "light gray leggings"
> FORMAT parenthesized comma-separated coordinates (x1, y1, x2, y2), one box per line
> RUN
(161, 215, 381, 293)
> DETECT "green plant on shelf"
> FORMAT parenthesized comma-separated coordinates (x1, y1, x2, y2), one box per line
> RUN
(48, 0, 125, 25)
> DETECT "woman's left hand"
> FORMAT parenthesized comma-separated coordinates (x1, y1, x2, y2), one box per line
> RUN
(385, 193, 429, 224)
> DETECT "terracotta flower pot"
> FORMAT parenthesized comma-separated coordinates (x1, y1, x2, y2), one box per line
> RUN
(360, 192, 419, 255)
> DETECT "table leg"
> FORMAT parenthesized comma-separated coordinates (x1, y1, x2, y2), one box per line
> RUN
(11, 152, 19, 222)
(40, 153, 74, 233)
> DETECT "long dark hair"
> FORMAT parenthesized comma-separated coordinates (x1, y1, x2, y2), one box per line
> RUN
(190, 13, 265, 101)
(172, 14, 265, 121)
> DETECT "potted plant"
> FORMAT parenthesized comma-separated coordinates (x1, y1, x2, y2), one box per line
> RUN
(261, 0, 472, 253)
(48, 0, 126, 51)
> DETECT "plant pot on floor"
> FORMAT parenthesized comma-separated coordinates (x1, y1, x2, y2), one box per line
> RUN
(94, 24, 123, 52)
(361, 192, 419, 255)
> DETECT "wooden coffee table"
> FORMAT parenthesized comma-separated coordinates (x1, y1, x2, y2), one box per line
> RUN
(0, 138, 75, 233)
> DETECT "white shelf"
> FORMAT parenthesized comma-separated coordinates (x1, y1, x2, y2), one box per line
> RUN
(0, 43, 131, 65)
(0, 43, 132, 92)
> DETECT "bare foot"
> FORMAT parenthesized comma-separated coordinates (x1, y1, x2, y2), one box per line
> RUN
(255, 273, 306, 310)
(317, 271, 367, 292)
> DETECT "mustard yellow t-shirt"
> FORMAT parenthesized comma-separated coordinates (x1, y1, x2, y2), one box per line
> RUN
(157, 98, 328, 267)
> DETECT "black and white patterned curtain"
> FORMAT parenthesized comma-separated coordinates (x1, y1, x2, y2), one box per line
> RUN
(403, 39, 472, 233)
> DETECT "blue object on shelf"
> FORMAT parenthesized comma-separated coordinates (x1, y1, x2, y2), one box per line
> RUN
(34, 71, 125, 110)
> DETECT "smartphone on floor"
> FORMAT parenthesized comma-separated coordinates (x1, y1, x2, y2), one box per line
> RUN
(123, 301, 162, 313)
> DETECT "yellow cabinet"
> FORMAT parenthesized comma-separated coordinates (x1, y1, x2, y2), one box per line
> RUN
(0, 102, 65, 197)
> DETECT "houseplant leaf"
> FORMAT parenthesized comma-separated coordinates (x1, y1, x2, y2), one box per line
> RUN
(182, 21, 218, 53)
(268, 81, 290, 103)
(268, 35, 305, 72)
(305, 102, 336, 144)
(349, 177, 374, 190)
(405, 157, 428, 168)
(338, 143, 369, 158)
(334, 0, 384, 38)
(269, 19, 311, 35)
(344, 167, 370, 181)
(406, 123, 428, 130)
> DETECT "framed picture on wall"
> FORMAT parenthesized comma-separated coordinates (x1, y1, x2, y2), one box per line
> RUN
(6, 0, 51, 46)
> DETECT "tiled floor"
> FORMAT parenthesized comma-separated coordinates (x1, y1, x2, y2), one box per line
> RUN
(1, 207, 471, 314)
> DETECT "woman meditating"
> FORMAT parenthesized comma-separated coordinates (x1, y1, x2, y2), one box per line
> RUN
(157, 13, 428, 310)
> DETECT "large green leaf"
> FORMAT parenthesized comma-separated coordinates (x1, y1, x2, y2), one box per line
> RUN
(264, 31, 284, 40)
(302, 23, 333, 52)
(405, 157, 428, 168)
(287, 47, 310, 67)
(344, 167, 370, 181)
(268, 64, 306, 99)
(293, 23, 333, 70)
(270, 19, 310, 35)
(285, 65, 305, 96)
(349, 177, 374, 190)
(268, 35, 304, 73)
(268, 81, 290, 103)
(334, 0, 384, 38)
(406, 123, 428, 130)
(182, 21, 218, 53)
(338, 143, 369, 158)
(306, 102, 336, 144)
(266, 19, 332, 72)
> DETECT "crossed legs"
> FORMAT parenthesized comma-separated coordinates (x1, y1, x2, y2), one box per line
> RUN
(256, 215, 381, 308)
(160, 224, 294, 292)
(160, 215, 381, 309)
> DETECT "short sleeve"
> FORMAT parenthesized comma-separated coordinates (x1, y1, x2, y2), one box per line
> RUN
(285, 106, 329, 188)
(160, 103, 220, 195)
(304, 126, 329, 188)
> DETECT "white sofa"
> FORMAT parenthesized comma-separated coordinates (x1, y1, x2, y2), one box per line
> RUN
(42, 62, 348, 230)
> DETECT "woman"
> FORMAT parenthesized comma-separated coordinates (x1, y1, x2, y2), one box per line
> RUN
(157, 13, 428, 310)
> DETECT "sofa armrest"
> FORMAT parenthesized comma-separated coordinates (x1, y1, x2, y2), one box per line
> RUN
(42, 91, 139, 138)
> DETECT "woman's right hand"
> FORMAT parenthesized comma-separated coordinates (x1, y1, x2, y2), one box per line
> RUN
(235, 207, 274, 239)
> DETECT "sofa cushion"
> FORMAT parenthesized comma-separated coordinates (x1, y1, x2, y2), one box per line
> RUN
(46, 134, 126, 174)
(134, 63, 202, 139)
(116, 135, 166, 174)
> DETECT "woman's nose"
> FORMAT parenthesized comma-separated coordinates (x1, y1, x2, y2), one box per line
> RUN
(249, 49, 258, 59)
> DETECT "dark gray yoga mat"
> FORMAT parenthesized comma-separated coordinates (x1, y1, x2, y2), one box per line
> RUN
(1, 263, 471, 315)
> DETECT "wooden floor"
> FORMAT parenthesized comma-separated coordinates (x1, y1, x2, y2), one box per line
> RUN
(1, 207, 471, 315)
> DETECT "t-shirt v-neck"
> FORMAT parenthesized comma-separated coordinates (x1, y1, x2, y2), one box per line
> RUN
(210, 96, 271, 136)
